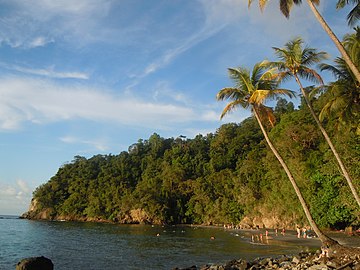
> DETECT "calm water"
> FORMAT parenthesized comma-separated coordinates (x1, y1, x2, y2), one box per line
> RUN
(0, 215, 324, 270)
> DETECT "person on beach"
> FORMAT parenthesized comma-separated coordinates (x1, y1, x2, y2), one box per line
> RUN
(296, 226, 301, 238)
(302, 227, 307, 238)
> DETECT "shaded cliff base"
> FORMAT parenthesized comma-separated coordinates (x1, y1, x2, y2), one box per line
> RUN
(21, 206, 311, 230)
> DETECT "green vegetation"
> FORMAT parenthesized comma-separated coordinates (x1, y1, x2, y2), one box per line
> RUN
(31, 95, 359, 229)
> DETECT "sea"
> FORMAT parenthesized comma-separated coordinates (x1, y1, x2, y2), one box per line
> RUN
(1, 214, 351, 270)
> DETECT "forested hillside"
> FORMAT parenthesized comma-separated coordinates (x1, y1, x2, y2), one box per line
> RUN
(26, 96, 360, 229)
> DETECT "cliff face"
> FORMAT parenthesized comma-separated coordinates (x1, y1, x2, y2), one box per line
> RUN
(21, 199, 54, 220)
(21, 199, 162, 224)
(22, 200, 301, 229)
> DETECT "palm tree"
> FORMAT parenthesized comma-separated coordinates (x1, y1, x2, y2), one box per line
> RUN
(336, 0, 360, 26)
(271, 38, 360, 208)
(217, 60, 337, 246)
(319, 29, 360, 133)
(248, 0, 360, 83)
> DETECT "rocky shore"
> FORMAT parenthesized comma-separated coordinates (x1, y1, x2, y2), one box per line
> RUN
(174, 249, 360, 270)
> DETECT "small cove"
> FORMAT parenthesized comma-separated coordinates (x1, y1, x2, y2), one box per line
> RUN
(0, 216, 357, 270)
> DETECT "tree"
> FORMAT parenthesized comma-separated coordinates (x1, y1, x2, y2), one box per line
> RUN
(336, 0, 360, 26)
(271, 37, 360, 208)
(319, 29, 360, 133)
(216, 60, 336, 246)
(248, 0, 360, 82)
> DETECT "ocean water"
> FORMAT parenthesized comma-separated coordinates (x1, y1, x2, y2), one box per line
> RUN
(0, 215, 321, 270)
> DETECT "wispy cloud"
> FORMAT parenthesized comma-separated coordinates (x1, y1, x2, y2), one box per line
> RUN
(60, 136, 109, 152)
(0, 0, 114, 48)
(28, 36, 54, 48)
(0, 76, 218, 132)
(0, 179, 32, 214)
(1, 63, 89, 79)
(140, 0, 241, 77)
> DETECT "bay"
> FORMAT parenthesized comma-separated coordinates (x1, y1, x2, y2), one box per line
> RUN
(0, 215, 323, 270)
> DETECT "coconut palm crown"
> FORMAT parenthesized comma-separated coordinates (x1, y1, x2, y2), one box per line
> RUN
(271, 37, 328, 84)
(217, 60, 295, 125)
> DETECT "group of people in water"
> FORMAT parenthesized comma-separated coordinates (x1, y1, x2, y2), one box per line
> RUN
(223, 223, 313, 242)
(249, 226, 312, 244)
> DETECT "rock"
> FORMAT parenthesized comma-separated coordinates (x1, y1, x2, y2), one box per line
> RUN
(279, 261, 292, 269)
(177, 247, 360, 270)
(292, 256, 300, 264)
(307, 264, 329, 270)
(326, 260, 338, 268)
(224, 259, 248, 270)
(16, 256, 53, 270)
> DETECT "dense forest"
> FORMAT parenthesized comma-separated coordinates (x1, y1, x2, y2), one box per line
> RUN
(27, 94, 359, 229)
(27, 24, 360, 230)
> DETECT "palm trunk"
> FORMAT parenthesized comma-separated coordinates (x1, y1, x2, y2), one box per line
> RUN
(252, 106, 336, 245)
(306, 0, 360, 83)
(293, 74, 360, 209)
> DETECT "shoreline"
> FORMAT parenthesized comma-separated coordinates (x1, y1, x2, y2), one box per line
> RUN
(19, 214, 360, 248)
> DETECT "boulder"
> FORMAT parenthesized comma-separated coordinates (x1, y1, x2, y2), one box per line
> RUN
(16, 256, 53, 270)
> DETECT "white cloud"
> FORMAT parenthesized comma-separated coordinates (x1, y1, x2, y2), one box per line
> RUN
(28, 36, 54, 48)
(0, 76, 217, 132)
(137, 0, 244, 78)
(0, 0, 114, 48)
(152, 81, 189, 104)
(1, 63, 89, 79)
(0, 186, 17, 197)
(28, 0, 111, 15)
(0, 179, 33, 215)
(60, 136, 109, 152)
(17, 179, 31, 194)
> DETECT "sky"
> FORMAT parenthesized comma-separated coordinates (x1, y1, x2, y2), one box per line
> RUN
(0, 0, 355, 215)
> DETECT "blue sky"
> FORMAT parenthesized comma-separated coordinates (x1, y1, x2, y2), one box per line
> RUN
(0, 0, 354, 215)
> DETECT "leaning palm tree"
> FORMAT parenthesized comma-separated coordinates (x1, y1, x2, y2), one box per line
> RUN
(217, 60, 337, 246)
(336, 0, 360, 26)
(248, 0, 360, 83)
(271, 38, 360, 208)
(319, 29, 360, 133)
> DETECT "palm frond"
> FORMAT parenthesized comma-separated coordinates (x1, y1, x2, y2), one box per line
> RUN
(336, 0, 360, 26)
(272, 47, 290, 63)
(216, 87, 245, 101)
(301, 47, 328, 66)
(249, 90, 270, 105)
(228, 67, 253, 94)
(347, 3, 360, 26)
(259, 0, 269, 12)
(319, 62, 346, 80)
(271, 69, 293, 83)
(248, 0, 254, 8)
(220, 100, 248, 119)
(308, 85, 326, 99)
(297, 67, 324, 84)
(280, 0, 292, 18)
(319, 101, 333, 121)
(336, 0, 347, 9)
